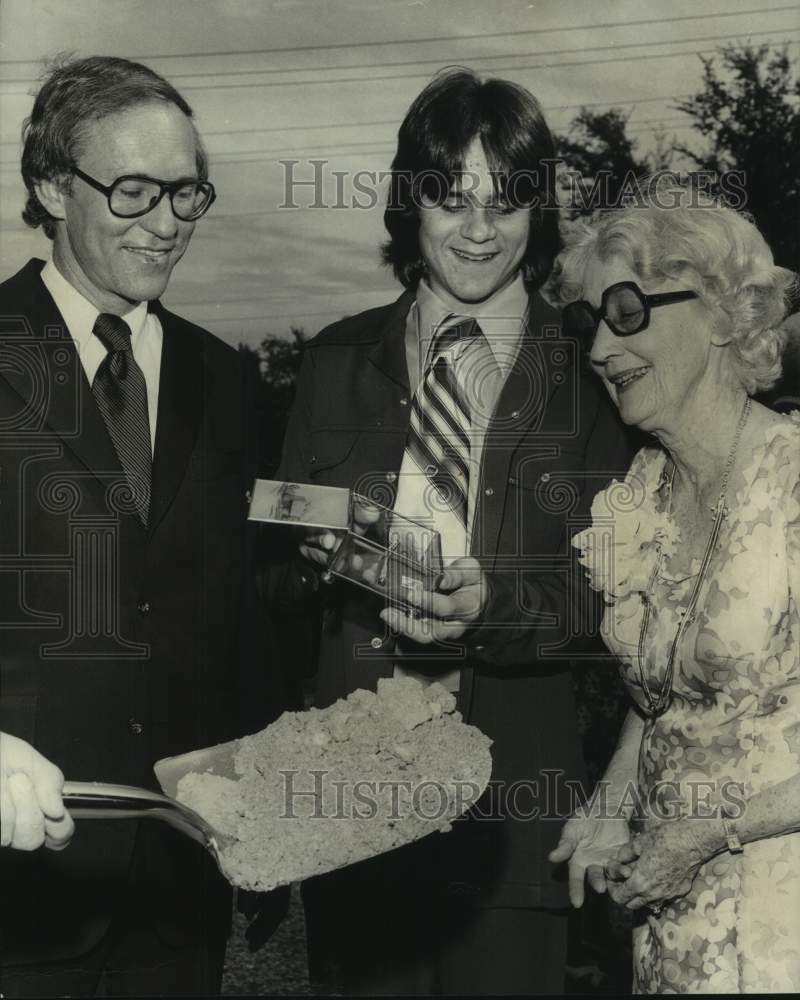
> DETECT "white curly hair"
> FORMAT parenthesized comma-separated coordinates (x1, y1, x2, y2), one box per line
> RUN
(554, 179, 797, 394)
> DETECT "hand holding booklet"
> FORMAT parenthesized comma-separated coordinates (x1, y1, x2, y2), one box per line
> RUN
(248, 479, 443, 610)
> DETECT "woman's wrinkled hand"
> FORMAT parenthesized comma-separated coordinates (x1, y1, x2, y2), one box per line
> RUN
(604, 819, 709, 911)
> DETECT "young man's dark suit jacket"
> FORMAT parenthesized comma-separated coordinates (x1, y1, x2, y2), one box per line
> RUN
(274, 287, 632, 991)
(0, 259, 278, 984)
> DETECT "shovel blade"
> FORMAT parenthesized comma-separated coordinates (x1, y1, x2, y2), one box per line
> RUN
(153, 737, 240, 800)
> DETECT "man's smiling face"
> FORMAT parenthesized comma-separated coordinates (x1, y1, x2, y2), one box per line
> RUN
(417, 136, 531, 310)
(47, 100, 200, 313)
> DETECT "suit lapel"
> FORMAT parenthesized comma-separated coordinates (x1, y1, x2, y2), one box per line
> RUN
(470, 291, 567, 561)
(148, 304, 204, 536)
(364, 291, 413, 392)
(1, 263, 124, 483)
(493, 291, 564, 433)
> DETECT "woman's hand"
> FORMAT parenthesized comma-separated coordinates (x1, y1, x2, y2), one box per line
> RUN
(604, 818, 712, 911)
(549, 810, 632, 908)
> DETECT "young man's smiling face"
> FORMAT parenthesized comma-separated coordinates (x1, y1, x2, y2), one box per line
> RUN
(42, 100, 200, 314)
(417, 136, 531, 310)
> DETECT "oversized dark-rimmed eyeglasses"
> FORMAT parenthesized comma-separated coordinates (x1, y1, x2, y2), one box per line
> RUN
(73, 167, 216, 221)
(563, 281, 698, 349)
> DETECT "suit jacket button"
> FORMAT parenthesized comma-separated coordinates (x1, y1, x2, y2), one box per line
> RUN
(370, 636, 383, 649)
(540, 473, 551, 483)
(128, 719, 144, 736)
(386, 472, 397, 483)
(484, 487, 494, 497)
(400, 397, 409, 407)
(137, 601, 151, 615)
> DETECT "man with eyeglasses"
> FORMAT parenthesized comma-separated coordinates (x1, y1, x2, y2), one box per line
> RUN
(0, 55, 282, 995)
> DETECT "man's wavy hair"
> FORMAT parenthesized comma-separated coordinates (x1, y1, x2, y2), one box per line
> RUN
(555, 178, 797, 394)
(21, 54, 208, 239)
(382, 68, 560, 292)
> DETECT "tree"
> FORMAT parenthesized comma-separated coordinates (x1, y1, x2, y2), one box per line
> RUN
(240, 326, 306, 475)
(674, 44, 800, 269)
(552, 108, 675, 241)
(556, 108, 647, 191)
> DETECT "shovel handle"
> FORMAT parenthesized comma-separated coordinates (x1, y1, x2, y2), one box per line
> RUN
(62, 781, 220, 853)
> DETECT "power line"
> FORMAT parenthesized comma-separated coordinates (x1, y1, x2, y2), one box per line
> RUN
(205, 119, 399, 138)
(136, 21, 800, 82)
(114, 31, 800, 92)
(196, 94, 698, 140)
(0, 92, 707, 147)
(0, 94, 691, 148)
(211, 140, 396, 162)
(210, 148, 392, 167)
(168, 289, 389, 311)
(1, 4, 792, 64)
(0, 106, 722, 168)
(166, 310, 365, 323)
(212, 110, 698, 159)
(547, 93, 692, 113)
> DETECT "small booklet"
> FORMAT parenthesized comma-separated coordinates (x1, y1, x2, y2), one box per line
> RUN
(248, 479, 350, 530)
(248, 480, 443, 610)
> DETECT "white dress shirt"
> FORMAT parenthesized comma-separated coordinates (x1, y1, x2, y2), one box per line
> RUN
(393, 274, 528, 691)
(398, 273, 528, 557)
(41, 259, 163, 455)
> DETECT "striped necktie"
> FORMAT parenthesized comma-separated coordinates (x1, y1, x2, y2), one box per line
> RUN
(405, 314, 481, 528)
(91, 313, 151, 525)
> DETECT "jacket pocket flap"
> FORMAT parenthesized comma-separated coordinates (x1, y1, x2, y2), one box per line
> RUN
(308, 429, 360, 474)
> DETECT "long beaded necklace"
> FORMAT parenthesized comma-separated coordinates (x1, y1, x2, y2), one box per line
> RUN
(636, 396, 752, 717)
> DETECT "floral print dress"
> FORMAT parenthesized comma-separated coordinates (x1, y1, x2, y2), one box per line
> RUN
(575, 412, 800, 994)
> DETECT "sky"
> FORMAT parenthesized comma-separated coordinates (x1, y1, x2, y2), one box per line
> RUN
(0, 0, 797, 347)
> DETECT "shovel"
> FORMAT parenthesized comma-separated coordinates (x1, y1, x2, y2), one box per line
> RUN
(64, 722, 493, 892)
(62, 737, 241, 875)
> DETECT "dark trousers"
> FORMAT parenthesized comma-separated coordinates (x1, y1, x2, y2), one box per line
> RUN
(303, 845, 569, 996)
(0, 823, 231, 998)
(0, 920, 228, 998)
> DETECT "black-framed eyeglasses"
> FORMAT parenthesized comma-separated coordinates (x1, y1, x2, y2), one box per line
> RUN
(563, 281, 698, 349)
(73, 167, 216, 221)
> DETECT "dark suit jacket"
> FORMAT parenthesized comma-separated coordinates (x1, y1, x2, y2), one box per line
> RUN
(275, 289, 632, 909)
(0, 259, 275, 965)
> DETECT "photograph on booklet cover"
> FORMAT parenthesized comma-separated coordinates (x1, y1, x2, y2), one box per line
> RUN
(248, 479, 351, 530)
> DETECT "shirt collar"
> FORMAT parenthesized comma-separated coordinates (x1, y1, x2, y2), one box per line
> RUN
(415, 273, 529, 371)
(41, 257, 149, 350)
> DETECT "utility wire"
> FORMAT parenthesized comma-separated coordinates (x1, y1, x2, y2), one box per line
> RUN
(0, 93, 721, 145)
(1, 4, 792, 64)
(0, 109, 732, 167)
(133, 21, 800, 81)
(128, 31, 800, 92)
(189, 94, 701, 138)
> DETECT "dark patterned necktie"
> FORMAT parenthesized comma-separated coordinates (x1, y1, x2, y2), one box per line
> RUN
(405, 314, 480, 527)
(91, 313, 151, 525)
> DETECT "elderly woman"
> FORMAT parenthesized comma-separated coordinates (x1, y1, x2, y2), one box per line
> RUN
(549, 185, 799, 994)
